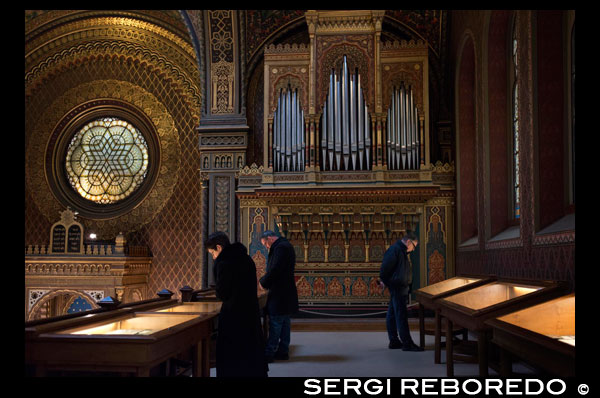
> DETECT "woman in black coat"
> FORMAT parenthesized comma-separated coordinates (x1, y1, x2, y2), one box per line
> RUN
(205, 232, 268, 377)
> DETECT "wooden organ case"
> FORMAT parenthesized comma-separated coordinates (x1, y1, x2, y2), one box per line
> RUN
(237, 10, 455, 316)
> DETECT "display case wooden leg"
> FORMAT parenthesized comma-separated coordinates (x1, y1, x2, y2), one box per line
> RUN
(446, 317, 454, 377)
(499, 347, 512, 377)
(419, 303, 425, 348)
(477, 330, 489, 377)
(192, 341, 202, 377)
(202, 338, 210, 377)
(191, 338, 211, 377)
(434, 310, 441, 364)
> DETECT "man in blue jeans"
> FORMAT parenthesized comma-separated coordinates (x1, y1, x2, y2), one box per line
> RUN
(379, 231, 424, 352)
(259, 230, 299, 363)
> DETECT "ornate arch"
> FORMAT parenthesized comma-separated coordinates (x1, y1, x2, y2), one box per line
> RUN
(28, 289, 101, 322)
(25, 80, 180, 238)
(316, 41, 375, 112)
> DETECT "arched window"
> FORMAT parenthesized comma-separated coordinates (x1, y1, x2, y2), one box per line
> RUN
(510, 18, 520, 220)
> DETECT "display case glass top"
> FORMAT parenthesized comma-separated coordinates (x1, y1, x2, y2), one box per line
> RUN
(155, 302, 222, 314)
(56, 313, 199, 336)
(442, 281, 542, 311)
(495, 294, 575, 346)
(417, 276, 483, 296)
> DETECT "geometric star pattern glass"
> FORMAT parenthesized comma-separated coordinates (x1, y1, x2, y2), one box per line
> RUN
(65, 117, 149, 204)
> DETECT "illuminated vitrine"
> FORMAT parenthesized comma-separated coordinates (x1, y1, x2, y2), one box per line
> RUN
(486, 294, 575, 377)
(26, 310, 215, 377)
(437, 279, 565, 377)
(414, 275, 496, 363)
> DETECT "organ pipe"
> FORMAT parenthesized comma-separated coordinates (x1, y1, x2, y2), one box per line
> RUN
(320, 55, 372, 171)
(272, 84, 305, 172)
(386, 84, 420, 170)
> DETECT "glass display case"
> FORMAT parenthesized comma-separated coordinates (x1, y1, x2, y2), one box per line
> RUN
(437, 279, 565, 377)
(26, 311, 216, 377)
(417, 276, 489, 297)
(486, 294, 575, 377)
(414, 275, 496, 363)
(154, 301, 222, 314)
(58, 313, 200, 336)
(441, 282, 542, 312)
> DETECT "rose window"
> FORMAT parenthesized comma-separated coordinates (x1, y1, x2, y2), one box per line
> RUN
(65, 117, 149, 204)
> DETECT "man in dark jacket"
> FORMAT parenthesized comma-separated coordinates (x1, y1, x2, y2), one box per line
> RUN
(379, 231, 424, 352)
(259, 230, 299, 363)
(205, 231, 269, 377)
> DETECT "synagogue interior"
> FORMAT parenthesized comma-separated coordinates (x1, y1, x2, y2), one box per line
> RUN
(25, 10, 576, 379)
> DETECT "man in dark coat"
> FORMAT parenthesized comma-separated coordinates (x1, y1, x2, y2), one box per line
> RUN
(259, 230, 299, 363)
(205, 231, 268, 377)
(379, 231, 424, 352)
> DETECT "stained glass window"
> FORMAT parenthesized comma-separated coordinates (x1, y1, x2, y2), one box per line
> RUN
(512, 22, 520, 219)
(65, 117, 149, 204)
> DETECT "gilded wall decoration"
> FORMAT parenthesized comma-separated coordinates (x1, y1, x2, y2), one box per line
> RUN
(270, 66, 310, 116)
(214, 176, 231, 233)
(316, 36, 374, 112)
(25, 80, 180, 239)
(248, 207, 269, 258)
(381, 59, 425, 113)
(292, 275, 388, 303)
(244, 10, 306, 60)
(384, 10, 445, 57)
(425, 206, 447, 284)
(252, 250, 267, 295)
(207, 10, 236, 114)
(25, 17, 200, 107)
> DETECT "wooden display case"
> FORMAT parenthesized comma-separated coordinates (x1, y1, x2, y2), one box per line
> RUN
(186, 288, 269, 338)
(485, 294, 575, 377)
(153, 301, 222, 314)
(437, 278, 565, 377)
(415, 275, 496, 363)
(26, 311, 216, 377)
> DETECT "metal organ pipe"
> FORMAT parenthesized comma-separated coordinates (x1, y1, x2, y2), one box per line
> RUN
(327, 72, 334, 170)
(334, 71, 342, 170)
(386, 84, 420, 170)
(288, 91, 293, 170)
(341, 57, 349, 170)
(400, 85, 406, 170)
(407, 86, 414, 169)
(320, 55, 372, 171)
(272, 85, 305, 172)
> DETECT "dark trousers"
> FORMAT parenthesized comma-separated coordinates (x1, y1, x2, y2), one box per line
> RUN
(265, 314, 291, 356)
(386, 289, 414, 345)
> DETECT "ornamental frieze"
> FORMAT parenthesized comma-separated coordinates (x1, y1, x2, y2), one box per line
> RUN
(25, 40, 201, 114)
